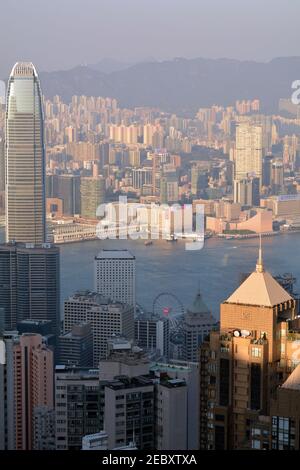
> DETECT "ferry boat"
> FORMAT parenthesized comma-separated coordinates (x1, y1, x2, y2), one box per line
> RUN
(166, 234, 178, 242)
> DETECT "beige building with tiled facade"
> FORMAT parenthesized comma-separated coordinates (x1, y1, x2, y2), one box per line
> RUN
(200, 243, 300, 449)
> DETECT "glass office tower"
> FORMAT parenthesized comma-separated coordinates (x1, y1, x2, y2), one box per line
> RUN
(5, 62, 46, 243)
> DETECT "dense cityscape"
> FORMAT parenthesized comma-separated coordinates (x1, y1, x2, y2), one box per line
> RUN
(2, 2, 300, 458)
(0, 59, 300, 453)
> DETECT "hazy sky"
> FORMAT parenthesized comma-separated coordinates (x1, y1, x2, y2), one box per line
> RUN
(0, 0, 299, 76)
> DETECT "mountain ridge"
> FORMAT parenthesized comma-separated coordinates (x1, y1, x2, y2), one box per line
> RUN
(31, 56, 300, 115)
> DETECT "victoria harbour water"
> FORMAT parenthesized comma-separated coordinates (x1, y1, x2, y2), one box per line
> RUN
(58, 232, 300, 318)
(1, 226, 299, 318)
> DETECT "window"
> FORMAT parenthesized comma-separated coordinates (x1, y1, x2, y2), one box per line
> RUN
(272, 416, 293, 450)
(219, 358, 230, 406)
(215, 414, 225, 422)
(252, 439, 261, 449)
(250, 363, 261, 410)
(251, 347, 261, 358)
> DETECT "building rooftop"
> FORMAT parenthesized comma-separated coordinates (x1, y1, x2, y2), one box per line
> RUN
(55, 366, 99, 379)
(150, 361, 194, 373)
(281, 364, 300, 391)
(160, 378, 186, 388)
(66, 290, 128, 309)
(225, 271, 292, 307)
(225, 240, 292, 307)
(11, 62, 38, 78)
(187, 289, 211, 315)
(106, 375, 154, 390)
(135, 312, 168, 322)
(0, 241, 58, 252)
(95, 249, 135, 260)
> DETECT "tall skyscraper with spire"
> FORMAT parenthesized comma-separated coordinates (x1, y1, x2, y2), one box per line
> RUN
(1, 63, 60, 335)
(199, 241, 298, 450)
(5, 62, 46, 244)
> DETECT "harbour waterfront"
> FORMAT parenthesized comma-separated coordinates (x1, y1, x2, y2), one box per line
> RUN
(1, 227, 299, 318)
(58, 232, 300, 318)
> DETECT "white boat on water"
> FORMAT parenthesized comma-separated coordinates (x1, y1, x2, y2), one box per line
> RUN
(166, 234, 178, 242)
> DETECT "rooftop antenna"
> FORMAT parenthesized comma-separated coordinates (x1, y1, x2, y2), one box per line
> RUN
(256, 233, 264, 273)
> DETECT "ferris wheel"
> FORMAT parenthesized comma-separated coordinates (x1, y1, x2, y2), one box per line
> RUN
(152, 292, 185, 329)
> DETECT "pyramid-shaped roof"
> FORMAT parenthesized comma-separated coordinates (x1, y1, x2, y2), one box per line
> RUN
(225, 270, 292, 307)
(188, 289, 211, 314)
(225, 237, 293, 308)
(281, 364, 300, 391)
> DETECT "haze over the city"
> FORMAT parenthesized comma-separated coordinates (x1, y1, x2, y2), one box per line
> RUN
(3, 0, 300, 457)
(0, 0, 299, 76)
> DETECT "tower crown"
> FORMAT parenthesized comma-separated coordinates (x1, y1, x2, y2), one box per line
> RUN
(225, 235, 292, 307)
(10, 62, 38, 78)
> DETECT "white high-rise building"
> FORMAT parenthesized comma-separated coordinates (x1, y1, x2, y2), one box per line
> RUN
(5, 62, 46, 244)
(235, 123, 263, 183)
(63, 291, 134, 365)
(94, 250, 136, 310)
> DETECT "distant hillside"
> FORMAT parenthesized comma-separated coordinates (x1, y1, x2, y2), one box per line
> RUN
(38, 57, 300, 116)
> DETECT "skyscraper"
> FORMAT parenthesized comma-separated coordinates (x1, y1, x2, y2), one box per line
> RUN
(199, 246, 297, 450)
(0, 242, 60, 334)
(58, 323, 93, 367)
(80, 176, 105, 219)
(5, 62, 46, 244)
(235, 123, 263, 183)
(233, 176, 260, 207)
(182, 289, 217, 362)
(54, 367, 102, 450)
(63, 291, 134, 366)
(0, 333, 54, 451)
(271, 161, 284, 195)
(94, 249, 136, 310)
(191, 166, 209, 197)
(134, 313, 170, 358)
(262, 154, 273, 187)
(0, 332, 15, 450)
(0, 138, 5, 193)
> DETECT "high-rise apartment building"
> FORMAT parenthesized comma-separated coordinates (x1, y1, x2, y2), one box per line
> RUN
(271, 161, 284, 195)
(6, 63, 46, 244)
(11, 333, 53, 450)
(151, 360, 200, 450)
(235, 123, 263, 183)
(0, 332, 15, 450)
(47, 174, 81, 216)
(102, 340, 190, 450)
(66, 142, 101, 162)
(155, 378, 187, 450)
(80, 176, 105, 219)
(104, 376, 155, 450)
(33, 406, 55, 450)
(191, 166, 209, 196)
(262, 154, 273, 187)
(94, 250, 136, 310)
(132, 167, 152, 190)
(54, 367, 101, 450)
(160, 169, 179, 204)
